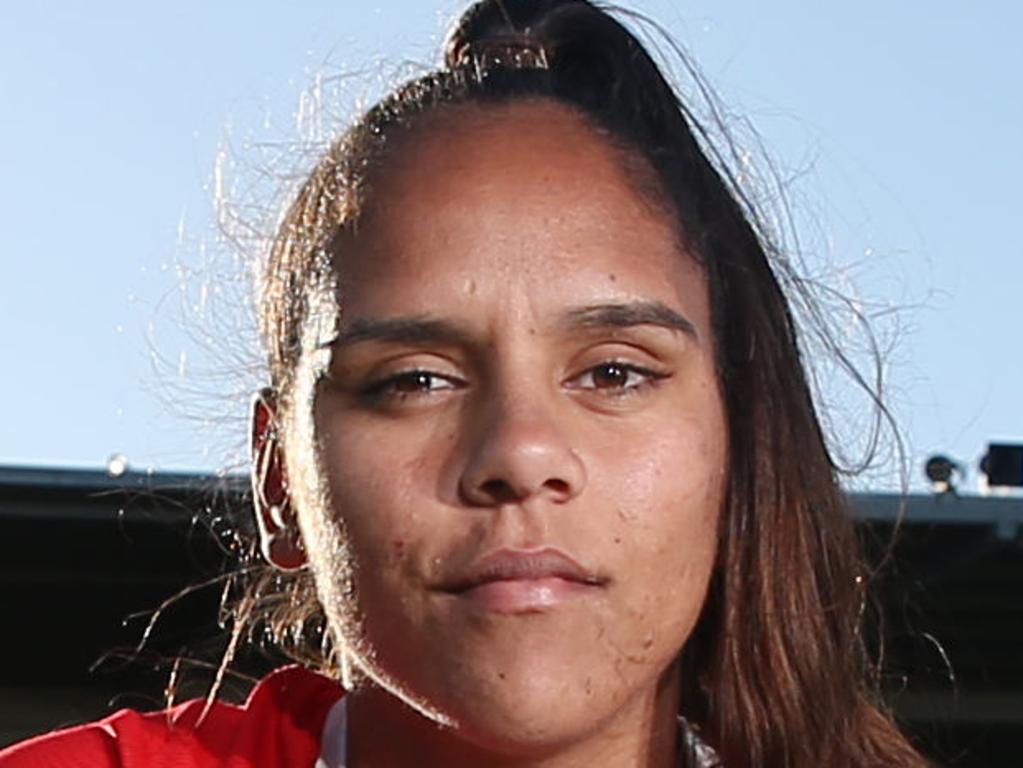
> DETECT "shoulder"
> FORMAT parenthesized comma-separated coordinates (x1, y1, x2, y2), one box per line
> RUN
(0, 666, 343, 768)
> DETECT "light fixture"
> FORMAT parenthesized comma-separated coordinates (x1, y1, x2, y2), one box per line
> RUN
(980, 443, 1023, 488)
(924, 454, 960, 493)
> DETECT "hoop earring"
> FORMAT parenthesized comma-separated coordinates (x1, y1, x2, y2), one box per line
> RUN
(268, 502, 290, 531)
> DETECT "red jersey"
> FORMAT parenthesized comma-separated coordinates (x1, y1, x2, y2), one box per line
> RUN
(0, 666, 343, 768)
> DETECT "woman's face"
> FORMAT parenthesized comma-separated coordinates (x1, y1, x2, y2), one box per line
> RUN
(296, 100, 726, 750)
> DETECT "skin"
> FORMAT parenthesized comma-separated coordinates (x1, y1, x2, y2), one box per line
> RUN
(277, 99, 728, 767)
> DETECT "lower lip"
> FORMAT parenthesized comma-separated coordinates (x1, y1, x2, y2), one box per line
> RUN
(453, 577, 600, 613)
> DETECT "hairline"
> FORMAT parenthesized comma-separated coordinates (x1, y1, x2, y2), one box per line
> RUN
(355, 93, 691, 257)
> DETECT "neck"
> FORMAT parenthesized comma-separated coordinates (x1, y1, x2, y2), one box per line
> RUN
(344, 665, 682, 768)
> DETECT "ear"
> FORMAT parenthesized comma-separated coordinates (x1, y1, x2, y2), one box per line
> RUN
(250, 388, 306, 571)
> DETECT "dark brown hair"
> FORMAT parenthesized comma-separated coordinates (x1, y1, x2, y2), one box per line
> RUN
(247, 1, 929, 765)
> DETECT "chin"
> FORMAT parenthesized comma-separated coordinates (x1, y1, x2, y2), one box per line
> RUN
(440, 681, 611, 756)
(374, 628, 652, 753)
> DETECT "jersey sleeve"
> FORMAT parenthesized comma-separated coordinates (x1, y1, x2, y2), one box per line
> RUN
(0, 721, 120, 767)
(0, 666, 342, 768)
(1, 710, 142, 768)
(0, 705, 228, 768)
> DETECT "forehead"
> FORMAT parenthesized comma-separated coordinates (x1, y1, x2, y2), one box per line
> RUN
(339, 98, 702, 315)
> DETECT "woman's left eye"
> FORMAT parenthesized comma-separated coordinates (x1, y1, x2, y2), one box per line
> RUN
(568, 361, 666, 395)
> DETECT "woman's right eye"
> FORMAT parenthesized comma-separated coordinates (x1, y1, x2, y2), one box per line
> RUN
(361, 369, 463, 403)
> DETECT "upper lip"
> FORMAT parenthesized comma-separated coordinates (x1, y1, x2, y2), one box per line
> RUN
(442, 547, 608, 593)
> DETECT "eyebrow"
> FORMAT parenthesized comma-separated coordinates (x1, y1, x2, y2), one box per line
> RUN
(325, 316, 474, 350)
(559, 301, 697, 338)
(325, 300, 697, 350)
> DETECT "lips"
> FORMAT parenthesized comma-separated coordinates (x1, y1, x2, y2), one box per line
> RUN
(441, 547, 607, 613)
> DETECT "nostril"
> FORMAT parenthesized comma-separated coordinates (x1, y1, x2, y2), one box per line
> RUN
(479, 478, 521, 504)
(544, 478, 570, 497)
(472, 476, 573, 505)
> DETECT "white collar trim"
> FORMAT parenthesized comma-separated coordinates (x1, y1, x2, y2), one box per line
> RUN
(315, 697, 348, 768)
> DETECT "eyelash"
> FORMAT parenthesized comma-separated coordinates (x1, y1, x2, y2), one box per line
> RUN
(360, 360, 667, 404)
(569, 360, 668, 397)
(361, 370, 463, 402)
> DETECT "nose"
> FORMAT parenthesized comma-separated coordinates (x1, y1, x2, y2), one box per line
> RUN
(458, 397, 586, 507)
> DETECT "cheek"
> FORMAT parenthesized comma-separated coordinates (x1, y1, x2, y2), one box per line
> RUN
(592, 401, 725, 534)
(588, 404, 725, 642)
(313, 418, 442, 590)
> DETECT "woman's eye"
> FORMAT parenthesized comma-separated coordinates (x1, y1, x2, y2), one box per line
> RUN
(362, 370, 461, 402)
(570, 361, 666, 395)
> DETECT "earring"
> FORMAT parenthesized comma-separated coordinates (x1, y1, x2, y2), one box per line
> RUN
(268, 502, 289, 531)
(268, 504, 303, 553)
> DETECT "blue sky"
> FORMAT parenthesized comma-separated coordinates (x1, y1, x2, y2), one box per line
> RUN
(2, 1, 1020, 492)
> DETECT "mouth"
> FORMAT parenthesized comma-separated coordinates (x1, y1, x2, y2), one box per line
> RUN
(441, 547, 608, 614)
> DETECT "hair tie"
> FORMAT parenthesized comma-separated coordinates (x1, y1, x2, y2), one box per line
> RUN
(457, 36, 551, 79)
